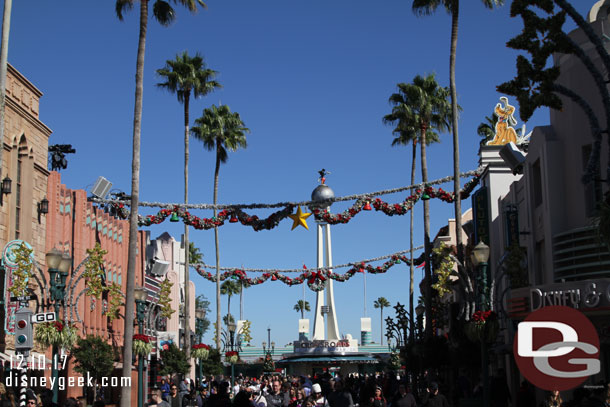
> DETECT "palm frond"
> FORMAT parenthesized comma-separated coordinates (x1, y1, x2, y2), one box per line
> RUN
(115, 0, 134, 21)
(153, 0, 176, 26)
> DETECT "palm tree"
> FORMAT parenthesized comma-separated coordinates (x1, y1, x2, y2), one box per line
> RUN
(293, 300, 311, 319)
(114, 1, 205, 402)
(220, 280, 240, 322)
(387, 74, 451, 339)
(477, 113, 497, 146)
(189, 242, 204, 265)
(239, 280, 250, 321)
(191, 104, 250, 349)
(413, 0, 504, 270)
(0, 0, 12, 184)
(156, 51, 220, 360)
(383, 100, 439, 344)
(374, 297, 391, 345)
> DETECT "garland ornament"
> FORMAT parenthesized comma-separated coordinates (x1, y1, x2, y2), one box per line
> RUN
(192, 343, 210, 360)
(194, 251, 426, 292)
(288, 206, 311, 230)
(93, 167, 486, 231)
(34, 320, 78, 350)
(225, 351, 239, 364)
(133, 334, 154, 356)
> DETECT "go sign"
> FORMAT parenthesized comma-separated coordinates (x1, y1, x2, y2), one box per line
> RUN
(32, 312, 56, 323)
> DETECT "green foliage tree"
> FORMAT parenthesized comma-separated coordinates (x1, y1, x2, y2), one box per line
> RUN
(72, 335, 115, 401)
(383, 89, 442, 344)
(293, 300, 311, 319)
(413, 0, 505, 278)
(189, 242, 204, 265)
(157, 52, 220, 359)
(195, 294, 211, 342)
(192, 104, 250, 349)
(220, 280, 240, 323)
(199, 347, 223, 376)
(114, 1, 206, 401)
(374, 297, 391, 345)
(385, 74, 451, 339)
(159, 343, 190, 377)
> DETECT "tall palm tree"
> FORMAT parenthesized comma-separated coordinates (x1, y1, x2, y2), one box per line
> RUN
(189, 242, 204, 265)
(191, 104, 250, 349)
(0, 0, 12, 185)
(383, 103, 439, 344)
(413, 0, 504, 268)
(373, 297, 391, 345)
(114, 1, 205, 403)
(293, 300, 311, 319)
(156, 51, 220, 360)
(220, 280, 240, 322)
(239, 280, 250, 321)
(388, 74, 451, 339)
(477, 113, 497, 146)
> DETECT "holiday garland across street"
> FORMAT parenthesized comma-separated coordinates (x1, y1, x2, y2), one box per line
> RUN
(98, 168, 483, 231)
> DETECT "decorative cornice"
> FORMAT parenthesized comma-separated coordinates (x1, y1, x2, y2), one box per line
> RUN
(5, 97, 52, 137)
(7, 63, 43, 98)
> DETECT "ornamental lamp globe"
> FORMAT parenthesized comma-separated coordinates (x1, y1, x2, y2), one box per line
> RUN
(134, 286, 147, 302)
(311, 184, 335, 211)
(46, 248, 63, 269)
(228, 321, 237, 333)
(58, 253, 72, 273)
(471, 242, 490, 266)
(196, 308, 206, 320)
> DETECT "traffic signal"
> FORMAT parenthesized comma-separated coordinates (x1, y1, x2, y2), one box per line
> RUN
(14, 308, 33, 350)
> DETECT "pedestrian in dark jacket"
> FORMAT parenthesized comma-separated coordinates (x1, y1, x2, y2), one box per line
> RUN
(421, 382, 449, 407)
(391, 384, 416, 407)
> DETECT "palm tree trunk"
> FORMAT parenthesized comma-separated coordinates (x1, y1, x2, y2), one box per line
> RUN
(409, 139, 416, 343)
(300, 306, 304, 320)
(420, 125, 433, 340)
(239, 282, 243, 320)
(0, 0, 11, 183)
(214, 142, 222, 349)
(450, 0, 463, 265)
(227, 294, 231, 321)
(380, 308, 384, 345)
(184, 91, 191, 362)
(121, 1, 147, 406)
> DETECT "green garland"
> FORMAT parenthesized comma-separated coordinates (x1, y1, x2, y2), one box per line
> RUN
(431, 243, 454, 298)
(83, 243, 108, 298)
(9, 243, 33, 297)
(106, 282, 123, 322)
(34, 320, 78, 350)
(158, 279, 174, 319)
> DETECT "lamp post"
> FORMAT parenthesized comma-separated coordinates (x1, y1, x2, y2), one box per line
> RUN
(45, 248, 72, 405)
(471, 241, 490, 407)
(134, 286, 148, 407)
(222, 321, 241, 392)
(384, 303, 411, 382)
(195, 308, 206, 384)
(262, 336, 275, 373)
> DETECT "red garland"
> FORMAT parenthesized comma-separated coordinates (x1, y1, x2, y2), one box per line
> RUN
(193, 343, 211, 350)
(472, 310, 496, 323)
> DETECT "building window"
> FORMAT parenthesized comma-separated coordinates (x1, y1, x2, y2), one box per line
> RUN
(582, 144, 602, 217)
(532, 159, 543, 208)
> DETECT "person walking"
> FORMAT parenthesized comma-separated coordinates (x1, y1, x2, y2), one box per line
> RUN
(368, 386, 386, 407)
(312, 384, 330, 407)
(328, 380, 353, 407)
(150, 389, 171, 407)
(421, 382, 448, 407)
(266, 380, 289, 407)
(160, 379, 171, 402)
(391, 384, 416, 407)
(169, 384, 183, 407)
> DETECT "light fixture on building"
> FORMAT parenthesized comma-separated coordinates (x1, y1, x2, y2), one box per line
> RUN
(46, 248, 63, 270)
(38, 197, 49, 223)
(0, 176, 11, 206)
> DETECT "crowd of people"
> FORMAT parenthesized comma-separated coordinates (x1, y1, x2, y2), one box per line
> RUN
(148, 372, 448, 407)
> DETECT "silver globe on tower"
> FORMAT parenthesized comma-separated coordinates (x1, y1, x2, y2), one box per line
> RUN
(309, 170, 340, 341)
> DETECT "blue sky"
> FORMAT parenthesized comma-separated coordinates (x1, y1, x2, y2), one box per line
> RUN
(8, 1, 593, 347)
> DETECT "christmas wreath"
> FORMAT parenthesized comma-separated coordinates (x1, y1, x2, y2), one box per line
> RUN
(34, 320, 78, 350)
(192, 343, 211, 360)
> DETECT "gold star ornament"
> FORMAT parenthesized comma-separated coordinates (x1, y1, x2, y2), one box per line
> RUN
(288, 206, 312, 230)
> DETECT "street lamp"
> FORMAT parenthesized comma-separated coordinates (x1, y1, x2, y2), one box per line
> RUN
(46, 249, 72, 404)
(134, 286, 148, 407)
(195, 308, 206, 384)
(222, 321, 241, 392)
(471, 241, 490, 407)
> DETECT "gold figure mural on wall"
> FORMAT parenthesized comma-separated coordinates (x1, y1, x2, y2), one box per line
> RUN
(487, 96, 518, 146)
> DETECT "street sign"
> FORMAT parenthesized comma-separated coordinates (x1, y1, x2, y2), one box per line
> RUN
(32, 312, 55, 323)
(9, 295, 33, 302)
